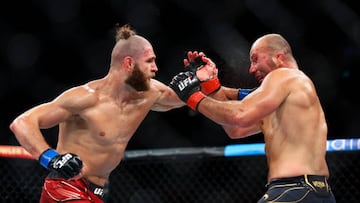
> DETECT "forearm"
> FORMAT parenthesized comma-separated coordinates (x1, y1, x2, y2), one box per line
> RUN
(11, 118, 83, 179)
(197, 97, 259, 128)
(207, 86, 239, 101)
(151, 101, 185, 111)
(197, 97, 239, 126)
(222, 124, 261, 139)
(152, 88, 186, 111)
(198, 98, 261, 138)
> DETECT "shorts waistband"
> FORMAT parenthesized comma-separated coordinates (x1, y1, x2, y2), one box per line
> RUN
(82, 179, 104, 198)
(47, 171, 105, 199)
(267, 174, 331, 195)
(268, 174, 328, 185)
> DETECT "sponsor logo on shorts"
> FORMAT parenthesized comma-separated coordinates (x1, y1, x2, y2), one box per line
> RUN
(93, 188, 104, 196)
(312, 181, 326, 188)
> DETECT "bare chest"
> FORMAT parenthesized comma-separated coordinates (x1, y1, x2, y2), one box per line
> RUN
(67, 98, 154, 143)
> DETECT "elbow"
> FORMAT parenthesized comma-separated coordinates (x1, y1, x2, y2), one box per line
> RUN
(9, 115, 29, 135)
(9, 118, 20, 133)
(228, 112, 253, 128)
(222, 115, 257, 139)
(223, 124, 260, 139)
(224, 127, 252, 139)
(227, 131, 242, 139)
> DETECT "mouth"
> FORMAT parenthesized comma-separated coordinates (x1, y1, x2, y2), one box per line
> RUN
(150, 71, 156, 78)
(255, 75, 263, 83)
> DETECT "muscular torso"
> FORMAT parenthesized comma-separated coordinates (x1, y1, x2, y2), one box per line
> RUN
(261, 70, 329, 181)
(56, 82, 162, 186)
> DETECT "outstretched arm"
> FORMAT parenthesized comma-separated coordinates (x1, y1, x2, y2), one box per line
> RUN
(183, 51, 262, 138)
(150, 79, 186, 111)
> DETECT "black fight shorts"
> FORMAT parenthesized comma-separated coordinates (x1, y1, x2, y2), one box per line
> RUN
(257, 174, 336, 203)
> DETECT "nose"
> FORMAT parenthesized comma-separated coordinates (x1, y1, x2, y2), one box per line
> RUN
(153, 64, 159, 72)
(249, 65, 256, 74)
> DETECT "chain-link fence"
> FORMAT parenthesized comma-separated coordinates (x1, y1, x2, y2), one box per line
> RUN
(0, 150, 359, 203)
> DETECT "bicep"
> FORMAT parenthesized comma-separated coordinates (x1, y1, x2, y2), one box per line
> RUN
(27, 86, 93, 128)
(25, 102, 72, 129)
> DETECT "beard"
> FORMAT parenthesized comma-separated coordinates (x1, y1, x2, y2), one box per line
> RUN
(125, 64, 150, 91)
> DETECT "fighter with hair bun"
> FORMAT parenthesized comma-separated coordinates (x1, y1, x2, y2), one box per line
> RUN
(9, 24, 211, 203)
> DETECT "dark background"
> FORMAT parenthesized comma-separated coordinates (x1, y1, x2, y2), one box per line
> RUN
(0, 0, 359, 150)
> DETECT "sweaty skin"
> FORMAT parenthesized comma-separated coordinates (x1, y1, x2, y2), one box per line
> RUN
(190, 34, 329, 181)
(10, 32, 214, 187)
(10, 50, 180, 187)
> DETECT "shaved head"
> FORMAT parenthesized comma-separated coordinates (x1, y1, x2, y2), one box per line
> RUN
(110, 24, 153, 67)
(252, 33, 293, 56)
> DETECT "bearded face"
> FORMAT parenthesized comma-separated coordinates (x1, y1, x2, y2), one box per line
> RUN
(125, 63, 150, 91)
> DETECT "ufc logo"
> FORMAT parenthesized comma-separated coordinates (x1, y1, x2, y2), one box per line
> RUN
(178, 78, 192, 90)
(93, 188, 104, 196)
(54, 154, 73, 168)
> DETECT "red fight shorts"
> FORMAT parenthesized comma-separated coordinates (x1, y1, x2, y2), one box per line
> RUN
(40, 177, 104, 203)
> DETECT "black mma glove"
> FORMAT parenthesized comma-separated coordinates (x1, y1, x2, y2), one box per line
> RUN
(39, 148, 83, 179)
(169, 71, 206, 111)
(185, 57, 206, 73)
(185, 56, 221, 95)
